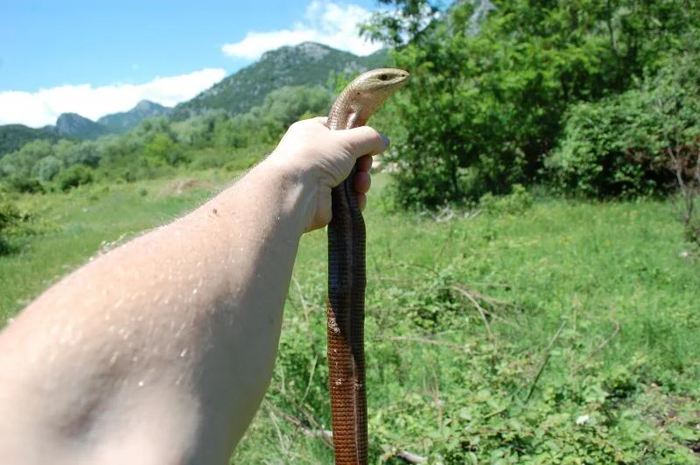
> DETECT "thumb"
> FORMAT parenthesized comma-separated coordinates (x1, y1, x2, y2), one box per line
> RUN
(337, 126, 390, 159)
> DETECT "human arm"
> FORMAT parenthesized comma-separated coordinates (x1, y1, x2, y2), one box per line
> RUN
(0, 117, 387, 465)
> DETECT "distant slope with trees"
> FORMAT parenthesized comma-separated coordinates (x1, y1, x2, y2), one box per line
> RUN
(176, 42, 388, 117)
(0, 125, 63, 159)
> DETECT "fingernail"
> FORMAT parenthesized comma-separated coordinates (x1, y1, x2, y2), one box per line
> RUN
(379, 133, 390, 150)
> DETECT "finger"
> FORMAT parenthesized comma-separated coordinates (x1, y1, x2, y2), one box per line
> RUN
(356, 154, 373, 173)
(309, 116, 328, 125)
(354, 170, 371, 194)
(340, 126, 389, 158)
(357, 193, 367, 212)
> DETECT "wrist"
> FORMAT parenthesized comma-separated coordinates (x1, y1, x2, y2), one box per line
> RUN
(252, 154, 319, 234)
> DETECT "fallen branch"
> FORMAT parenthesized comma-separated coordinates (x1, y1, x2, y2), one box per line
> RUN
(452, 286, 492, 338)
(395, 449, 428, 463)
(524, 319, 567, 404)
(379, 445, 428, 463)
(451, 285, 518, 328)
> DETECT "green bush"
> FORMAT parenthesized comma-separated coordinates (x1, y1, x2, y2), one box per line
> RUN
(4, 176, 45, 194)
(223, 156, 259, 173)
(187, 148, 234, 171)
(34, 155, 63, 182)
(547, 51, 700, 198)
(479, 184, 534, 215)
(0, 195, 23, 255)
(144, 133, 188, 167)
(56, 164, 94, 192)
(367, 1, 700, 208)
(546, 91, 676, 198)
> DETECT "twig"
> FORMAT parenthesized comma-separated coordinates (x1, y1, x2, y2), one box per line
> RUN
(290, 275, 321, 406)
(398, 261, 442, 279)
(451, 285, 518, 328)
(428, 365, 443, 432)
(265, 401, 333, 448)
(483, 405, 510, 420)
(291, 275, 314, 322)
(304, 428, 334, 442)
(524, 319, 567, 404)
(300, 354, 318, 405)
(463, 208, 482, 220)
(268, 409, 289, 455)
(270, 390, 327, 434)
(395, 449, 428, 463)
(587, 320, 621, 360)
(378, 335, 465, 351)
(452, 286, 492, 338)
(379, 445, 428, 463)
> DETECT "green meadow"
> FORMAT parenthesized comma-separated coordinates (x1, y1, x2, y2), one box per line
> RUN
(1, 173, 698, 463)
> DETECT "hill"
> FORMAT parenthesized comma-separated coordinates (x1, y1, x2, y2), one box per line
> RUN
(177, 42, 389, 116)
(0, 100, 172, 154)
(0, 125, 63, 159)
(42, 113, 112, 140)
(97, 100, 172, 134)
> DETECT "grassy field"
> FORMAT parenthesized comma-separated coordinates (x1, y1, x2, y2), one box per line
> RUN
(1, 173, 699, 463)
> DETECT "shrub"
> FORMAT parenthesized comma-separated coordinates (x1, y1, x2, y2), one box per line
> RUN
(4, 176, 45, 194)
(548, 51, 700, 198)
(547, 92, 674, 197)
(0, 195, 22, 255)
(144, 133, 188, 166)
(56, 164, 94, 192)
(34, 155, 64, 182)
(479, 184, 534, 215)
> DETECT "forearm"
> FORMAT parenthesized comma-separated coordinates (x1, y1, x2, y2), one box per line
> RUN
(0, 117, 385, 465)
(0, 157, 315, 463)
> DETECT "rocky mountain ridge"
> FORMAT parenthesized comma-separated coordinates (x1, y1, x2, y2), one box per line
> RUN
(176, 41, 388, 116)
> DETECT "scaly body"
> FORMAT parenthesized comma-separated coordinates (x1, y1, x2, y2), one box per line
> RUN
(325, 68, 408, 465)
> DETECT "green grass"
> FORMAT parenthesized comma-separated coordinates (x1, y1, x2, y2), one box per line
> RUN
(1, 174, 699, 463)
(0, 173, 224, 319)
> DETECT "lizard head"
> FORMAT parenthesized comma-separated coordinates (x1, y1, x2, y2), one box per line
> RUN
(345, 68, 410, 121)
(356, 68, 410, 93)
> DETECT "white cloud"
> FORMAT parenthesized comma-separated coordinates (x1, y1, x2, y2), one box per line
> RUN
(222, 0, 382, 60)
(0, 68, 227, 128)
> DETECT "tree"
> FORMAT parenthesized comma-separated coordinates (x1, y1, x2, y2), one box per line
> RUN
(547, 33, 700, 202)
(0, 194, 23, 255)
(56, 164, 94, 192)
(360, 0, 441, 48)
(0, 140, 54, 180)
(363, 0, 700, 208)
(143, 133, 187, 167)
(34, 156, 64, 182)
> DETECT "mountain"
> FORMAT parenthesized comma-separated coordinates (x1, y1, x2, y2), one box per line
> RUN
(177, 42, 389, 116)
(42, 113, 112, 140)
(97, 100, 172, 134)
(0, 125, 63, 159)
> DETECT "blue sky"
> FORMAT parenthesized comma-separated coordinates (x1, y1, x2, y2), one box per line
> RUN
(0, 0, 383, 126)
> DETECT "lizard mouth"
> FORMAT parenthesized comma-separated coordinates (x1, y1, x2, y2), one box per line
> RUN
(390, 71, 410, 88)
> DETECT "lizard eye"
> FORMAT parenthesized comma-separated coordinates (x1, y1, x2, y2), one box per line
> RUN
(378, 74, 389, 81)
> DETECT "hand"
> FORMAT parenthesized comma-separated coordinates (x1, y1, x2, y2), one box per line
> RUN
(267, 117, 389, 232)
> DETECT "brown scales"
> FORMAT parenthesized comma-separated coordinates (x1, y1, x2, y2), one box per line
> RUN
(325, 68, 408, 465)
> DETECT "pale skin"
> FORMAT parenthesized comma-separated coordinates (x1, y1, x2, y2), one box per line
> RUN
(0, 117, 388, 465)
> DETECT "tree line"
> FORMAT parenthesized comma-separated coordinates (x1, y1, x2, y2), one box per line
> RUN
(0, 86, 334, 192)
